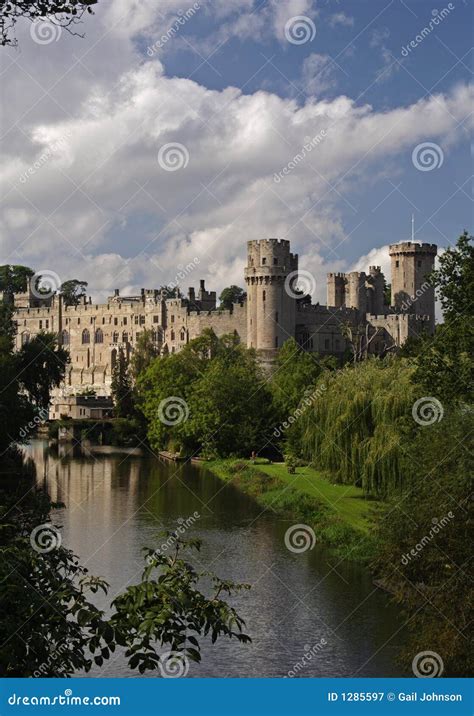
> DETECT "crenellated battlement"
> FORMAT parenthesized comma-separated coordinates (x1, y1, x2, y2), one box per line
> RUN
(389, 241, 437, 255)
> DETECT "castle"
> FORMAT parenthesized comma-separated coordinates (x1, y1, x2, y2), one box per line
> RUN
(11, 238, 437, 408)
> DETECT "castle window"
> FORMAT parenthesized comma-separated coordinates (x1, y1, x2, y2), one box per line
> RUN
(114, 317, 118, 325)
(134, 316, 139, 325)
(78, 318, 80, 324)
(90, 317, 93, 324)
(180, 330, 185, 341)
(274, 336, 278, 348)
(102, 317, 105, 324)
(262, 290, 266, 301)
(59, 330, 69, 346)
(45, 320, 49, 329)
(262, 257, 266, 265)
(82, 329, 90, 344)
(123, 317, 127, 325)
(395, 260, 399, 268)
(112, 331, 119, 343)
(140, 315, 145, 325)
(273, 258, 278, 265)
(153, 315, 159, 323)
(171, 315, 175, 323)
(39, 320, 42, 329)
(95, 328, 104, 344)
(171, 330, 175, 340)
(275, 312, 278, 323)
(122, 332, 128, 343)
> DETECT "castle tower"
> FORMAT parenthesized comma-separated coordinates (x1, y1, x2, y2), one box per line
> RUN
(367, 266, 385, 315)
(345, 271, 367, 314)
(244, 239, 298, 366)
(389, 242, 437, 331)
(327, 273, 345, 308)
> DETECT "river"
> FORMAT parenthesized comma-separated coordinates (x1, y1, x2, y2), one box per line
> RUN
(25, 439, 407, 678)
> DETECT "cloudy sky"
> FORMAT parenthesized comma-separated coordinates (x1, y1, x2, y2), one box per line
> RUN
(0, 0, 472, 303)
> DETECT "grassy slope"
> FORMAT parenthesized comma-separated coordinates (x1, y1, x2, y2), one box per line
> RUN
(206, 459, 380, 562)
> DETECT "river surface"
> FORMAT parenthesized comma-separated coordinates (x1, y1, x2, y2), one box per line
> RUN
(25, 440, 407, 678)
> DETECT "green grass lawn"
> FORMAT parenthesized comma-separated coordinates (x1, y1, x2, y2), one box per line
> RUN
(243, 461, 379, 532)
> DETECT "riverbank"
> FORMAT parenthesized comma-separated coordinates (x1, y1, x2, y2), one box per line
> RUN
(205, 459, 380, 563)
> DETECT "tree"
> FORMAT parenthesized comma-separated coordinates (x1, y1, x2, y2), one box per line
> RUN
(413, 232, 474, 403)
(0, 0, 98, 47)
(111, 348, 134, 418)
(185, 340, 272, 457)
(219, 285, 246, 310)
(373, 411, 473, 676)
(0, 264, 34, 294)
(60, 279, 88, 306)
(16, 332, 70, 411)
(341, 322, 383, 364)
(130, 329, 160, 382)
(271, 338, 334, 421)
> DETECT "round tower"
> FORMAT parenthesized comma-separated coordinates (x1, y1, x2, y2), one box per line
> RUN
(244, 239, 298, 366)
(389, 242, 437, 330)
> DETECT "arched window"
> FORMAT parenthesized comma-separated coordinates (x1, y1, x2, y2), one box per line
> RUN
(112, 331, 119, 343)
(262, 290, 266, 301)
(82, 329, 90, 344)
(170, 330, 175, 341)
(122, 331, 129, 343)
(95, 328, 104, 344)
(180, 330, 185, 341)
(59, 330, 69, 346)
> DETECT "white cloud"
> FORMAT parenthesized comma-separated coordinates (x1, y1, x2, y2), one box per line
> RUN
(0, 4, 471, 305)
(328, 13, 354, 28)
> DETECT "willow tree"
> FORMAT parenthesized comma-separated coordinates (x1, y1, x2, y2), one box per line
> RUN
(299, 358, 418, 497)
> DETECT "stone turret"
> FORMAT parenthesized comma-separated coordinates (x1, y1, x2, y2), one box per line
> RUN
(327, 273, 345, 308)
(367, 266, 385, 315)
(389, 242, 437, 331)
(245, 238, 298, 366)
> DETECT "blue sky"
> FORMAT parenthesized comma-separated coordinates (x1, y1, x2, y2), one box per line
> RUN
(0, 0, 472, 301)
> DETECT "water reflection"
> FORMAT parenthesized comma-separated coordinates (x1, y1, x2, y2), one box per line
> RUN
(25, 440, 407, 678)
